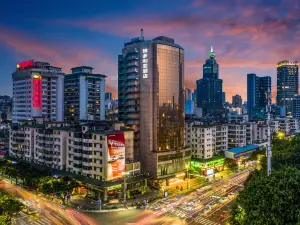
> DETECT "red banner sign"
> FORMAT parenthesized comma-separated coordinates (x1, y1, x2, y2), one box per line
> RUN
(106, 133, 125, 181)
(32, 76, 42, 108)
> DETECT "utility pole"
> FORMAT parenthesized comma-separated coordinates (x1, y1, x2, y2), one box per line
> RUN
(266, 88, 272, 176)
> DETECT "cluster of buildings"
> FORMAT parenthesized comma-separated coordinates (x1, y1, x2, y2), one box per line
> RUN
(7, 30, 299, 201)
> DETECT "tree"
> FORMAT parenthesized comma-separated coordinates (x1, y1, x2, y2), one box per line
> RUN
(229, 136, 300, 224)
(39, 176, 79, 205)
(224, 158, 237, 170)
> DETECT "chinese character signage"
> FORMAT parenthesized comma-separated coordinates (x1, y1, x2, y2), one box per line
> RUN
(106, 133, 125, 181)
(32, 75, 42, 108)
(17, 60, 34, 69)
(142, 48, 148, 79)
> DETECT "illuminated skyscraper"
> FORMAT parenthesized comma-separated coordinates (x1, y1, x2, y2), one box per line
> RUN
(276, 61, 299, 116)
(196, 47, 223, 115)
(118, 32, 190, 179)
(12, 60, 64, 123)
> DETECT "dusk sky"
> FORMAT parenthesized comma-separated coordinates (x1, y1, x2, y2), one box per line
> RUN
(0, 0, 299, 101)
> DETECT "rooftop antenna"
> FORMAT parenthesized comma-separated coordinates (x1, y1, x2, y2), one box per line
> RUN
(266, 88, 272, 176)
(140, 28, 144, 40)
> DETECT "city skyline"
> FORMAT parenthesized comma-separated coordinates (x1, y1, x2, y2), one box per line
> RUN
(0, 0, 299, 101)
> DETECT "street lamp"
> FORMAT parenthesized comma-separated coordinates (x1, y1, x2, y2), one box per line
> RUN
(122, 172, 130, 203)
(185, 163, 190, 191)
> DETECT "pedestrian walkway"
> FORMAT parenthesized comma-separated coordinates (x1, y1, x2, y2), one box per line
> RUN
(194, 216, 220, 225)
(28, 217, 53, 225)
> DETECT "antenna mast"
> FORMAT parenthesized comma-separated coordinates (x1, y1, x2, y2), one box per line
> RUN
(266, 88, 272, 176)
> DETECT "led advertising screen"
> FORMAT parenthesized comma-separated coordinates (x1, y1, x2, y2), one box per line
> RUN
(106, 133, 125, 181)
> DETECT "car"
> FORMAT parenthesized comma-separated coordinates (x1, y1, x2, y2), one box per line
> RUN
(220, 211, 229, 218)
(109, 156, 118, 162)
(119, 155, 124, 159)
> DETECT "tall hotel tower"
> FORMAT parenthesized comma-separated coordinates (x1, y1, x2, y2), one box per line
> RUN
(118, 31, 191, 180)
(12, 60, 64, 123)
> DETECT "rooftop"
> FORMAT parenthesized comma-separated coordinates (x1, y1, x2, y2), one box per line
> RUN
(226, 144, 259, 154)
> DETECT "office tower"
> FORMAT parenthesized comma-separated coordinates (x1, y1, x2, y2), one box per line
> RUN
(277, 61, 299, 116)
(196, 47, 223, 116)
(185, 88, 192, 100)
(247, 73, 271, 118)
(292, 95, 300, 118)
(64, 66, 106, 122)
(118, 32, 190, 179)
(232, 95, 242, 107)
(12, 60, 64, 123)
(105, 92, 112, 101)
(222, 92, 226, 105)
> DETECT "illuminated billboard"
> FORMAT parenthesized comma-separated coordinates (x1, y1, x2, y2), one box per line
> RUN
(32, 75, 42, 108)
(106, 133, 125, 181)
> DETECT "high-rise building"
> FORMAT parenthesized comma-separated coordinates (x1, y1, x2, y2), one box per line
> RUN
(64, 66, 106, 121)
(247, 73, 271, 118)
(12, 60, 64, 123)
(232, 95, 242, 108)
(196, 47, 223, 116)
(118, 32, 191, 179)
(292, 95, 300, 118)
(105, 92, 112, 101)
(222, 92, 226, 105)
(185, 88, 192, 100)
(277, 61, 299, 116)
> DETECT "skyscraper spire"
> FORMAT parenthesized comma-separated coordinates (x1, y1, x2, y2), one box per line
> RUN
(209, 46, 215, 58)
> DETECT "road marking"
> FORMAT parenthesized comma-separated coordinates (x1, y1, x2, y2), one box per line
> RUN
(194, 216, 220, 225)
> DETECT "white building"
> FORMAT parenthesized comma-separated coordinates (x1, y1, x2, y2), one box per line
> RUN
(64, 66, 106, 121)
(228, 123, 246, 149)
(12, 60, 64, 123)
(185, 122, 228, 159)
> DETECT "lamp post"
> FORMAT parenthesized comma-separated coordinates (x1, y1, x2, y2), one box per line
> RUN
(122, 172, 130, 203)
(186, 164, 190, 190)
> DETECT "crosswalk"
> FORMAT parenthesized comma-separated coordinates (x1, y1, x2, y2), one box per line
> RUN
(194, 216, 220, 225)
(29, 217, 53, 225)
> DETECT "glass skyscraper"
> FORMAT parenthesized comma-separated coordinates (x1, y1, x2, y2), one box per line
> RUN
(276, 60, 299, 116)
(118, 33, 190, 179)
(196, 47, 223, 115)
(247, 73, 271, 118)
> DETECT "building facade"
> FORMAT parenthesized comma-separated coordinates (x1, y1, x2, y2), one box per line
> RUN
(12, 60, 64, 123)
(118, 34, 190, 179)
(247, 73, 271, 118)
(228, 124, 246, 149)
(64, 66, 106, 122)
(277, 61, 299, 116)
(292, 95, 300, 119)
(9, 119, 146, 201)
(196, 47, 223, 116)
(232, 95, 242, 108)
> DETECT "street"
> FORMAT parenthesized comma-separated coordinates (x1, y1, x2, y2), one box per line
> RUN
(0, 168, 251, 225)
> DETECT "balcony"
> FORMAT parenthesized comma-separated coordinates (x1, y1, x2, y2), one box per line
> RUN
(82, 161, 93, 167)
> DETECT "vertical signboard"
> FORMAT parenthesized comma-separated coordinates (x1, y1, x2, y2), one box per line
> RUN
(32, 75, 42, 108)
(142, 48, 148, 78)
(106, 133, 125, 180)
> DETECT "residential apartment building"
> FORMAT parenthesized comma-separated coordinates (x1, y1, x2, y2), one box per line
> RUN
(9, 119, 145, 201)
(228, 123, 246, 149)
(64, 66, 106, 121)
(185, 122, 227, 159)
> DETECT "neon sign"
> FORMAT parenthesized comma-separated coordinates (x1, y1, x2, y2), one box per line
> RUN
(142, 48, 148, 79)
(17, 60, 34, 69)
(32, 75, 42, 108)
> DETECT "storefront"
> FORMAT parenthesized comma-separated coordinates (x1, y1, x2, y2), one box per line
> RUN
(191, 156, 225, 176)
(225, 144, 259, 162)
